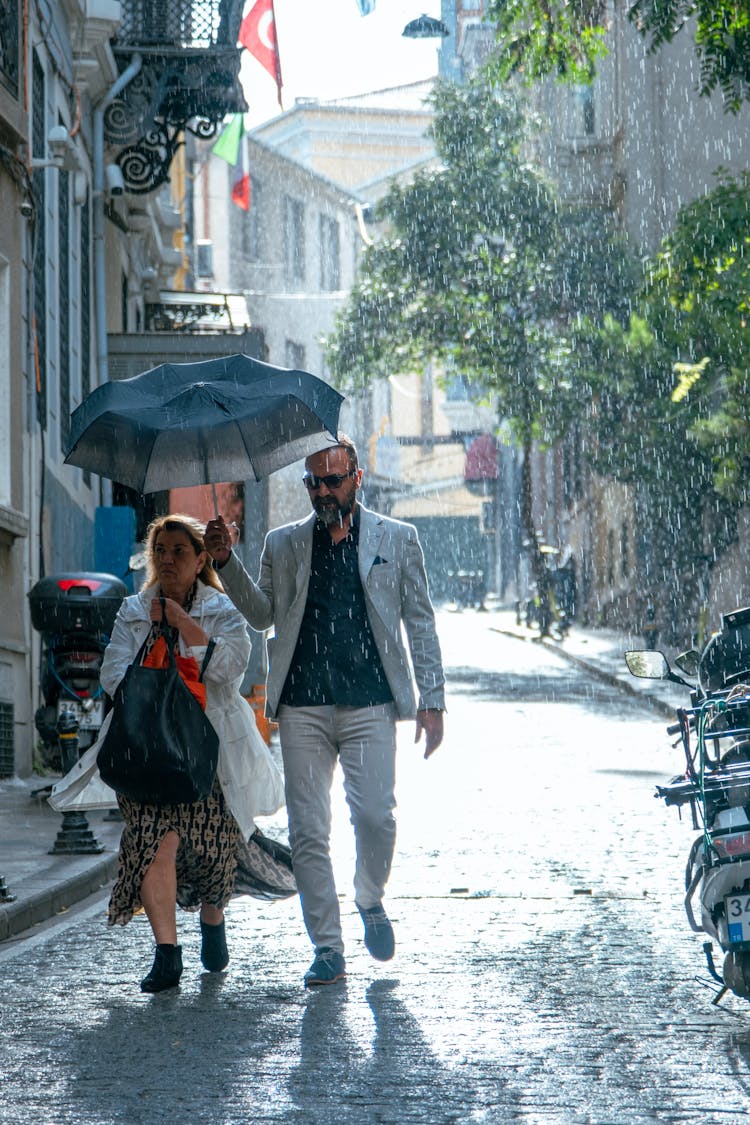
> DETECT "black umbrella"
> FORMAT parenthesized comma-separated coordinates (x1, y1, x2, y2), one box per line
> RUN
(63, 354, 344, 493)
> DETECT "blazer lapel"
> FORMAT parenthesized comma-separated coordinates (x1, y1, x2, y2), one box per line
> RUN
(290, 514, 315, 598)
(358, 506, 386, 584)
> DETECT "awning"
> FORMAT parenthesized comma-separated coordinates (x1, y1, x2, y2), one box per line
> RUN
(145, 291, 251, 333)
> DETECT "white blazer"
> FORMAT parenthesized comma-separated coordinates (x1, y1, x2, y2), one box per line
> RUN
(218, 503, 446, 720)
(49, 580, 285, 838)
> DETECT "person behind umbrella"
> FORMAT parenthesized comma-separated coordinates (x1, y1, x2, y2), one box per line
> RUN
(204, 434, 446, 987)
(52, 514, 284, 992)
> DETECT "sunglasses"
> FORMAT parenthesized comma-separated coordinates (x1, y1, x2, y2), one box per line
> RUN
(302, 470, 355, 490)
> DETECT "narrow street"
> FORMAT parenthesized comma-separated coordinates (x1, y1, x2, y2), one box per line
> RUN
(3, 610, 750, 1124)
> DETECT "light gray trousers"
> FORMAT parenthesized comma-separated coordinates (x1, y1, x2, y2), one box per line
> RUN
(277, 703, 398, 955)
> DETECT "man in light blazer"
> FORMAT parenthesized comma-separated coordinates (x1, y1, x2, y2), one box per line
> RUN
(205, 434, 445, 987)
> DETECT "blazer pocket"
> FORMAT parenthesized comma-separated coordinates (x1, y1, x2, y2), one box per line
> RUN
(368, 564, 397, 590)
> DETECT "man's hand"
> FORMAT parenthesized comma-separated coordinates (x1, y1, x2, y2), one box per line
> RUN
(205, 517, 232, 567)
(415, 709, 444, 760)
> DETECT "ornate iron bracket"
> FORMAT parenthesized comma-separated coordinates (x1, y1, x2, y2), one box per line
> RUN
(106, 49, 246, 195)
(114, 115, 221, 195)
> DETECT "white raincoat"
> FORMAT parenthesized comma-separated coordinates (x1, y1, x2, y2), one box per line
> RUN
(48, 580, 285, 838)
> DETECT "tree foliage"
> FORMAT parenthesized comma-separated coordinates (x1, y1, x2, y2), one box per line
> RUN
(327, 78, 631, 446)
(572, 171, 750, 634)
(326, 77, 634, 629)
(485, 0, 750, 112)
(645, 170, 750, 500)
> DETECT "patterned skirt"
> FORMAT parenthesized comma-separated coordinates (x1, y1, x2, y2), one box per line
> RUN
(108, 782, 241, 927)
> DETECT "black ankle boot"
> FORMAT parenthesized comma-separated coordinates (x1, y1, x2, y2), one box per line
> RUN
(140, 944, 183, 993)
(200, 919, 229, 972)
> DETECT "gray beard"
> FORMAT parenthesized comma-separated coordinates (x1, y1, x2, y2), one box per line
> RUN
(314, 498, 355, 527)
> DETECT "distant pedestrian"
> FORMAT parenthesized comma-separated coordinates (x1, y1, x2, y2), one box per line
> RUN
(205, 435, 445, 987)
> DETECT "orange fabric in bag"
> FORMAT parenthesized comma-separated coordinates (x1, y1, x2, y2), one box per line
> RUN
(143, 635, 207, 710)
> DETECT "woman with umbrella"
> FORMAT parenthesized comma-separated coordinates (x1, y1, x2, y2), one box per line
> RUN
(52, 514, 285, 992)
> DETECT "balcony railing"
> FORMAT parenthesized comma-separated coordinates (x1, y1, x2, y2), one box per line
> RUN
(107, 0, 246, 194)
(116, 0, 234, 50)
(0, 0, 20, 99)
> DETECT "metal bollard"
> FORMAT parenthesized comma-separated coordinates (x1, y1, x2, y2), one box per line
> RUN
(0, 873, 16, 903)
(49, 707, 104, 855)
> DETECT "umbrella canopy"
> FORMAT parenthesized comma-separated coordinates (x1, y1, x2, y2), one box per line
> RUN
(63, 354, 345, 493)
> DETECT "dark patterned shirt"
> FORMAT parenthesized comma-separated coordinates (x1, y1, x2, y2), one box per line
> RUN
(279, 512, 393, 708)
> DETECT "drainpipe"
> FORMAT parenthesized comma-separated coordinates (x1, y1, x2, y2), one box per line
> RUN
(93, 54, 142, 386)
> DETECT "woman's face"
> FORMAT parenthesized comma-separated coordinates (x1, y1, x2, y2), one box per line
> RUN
(152, 528, 207, 603)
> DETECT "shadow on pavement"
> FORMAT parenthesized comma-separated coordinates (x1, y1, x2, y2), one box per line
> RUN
(288, 978, 487, 1123)
(57, 973, 487, 1124)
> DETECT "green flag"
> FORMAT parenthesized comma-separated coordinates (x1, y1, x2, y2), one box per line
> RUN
(212, 114, 245, 166)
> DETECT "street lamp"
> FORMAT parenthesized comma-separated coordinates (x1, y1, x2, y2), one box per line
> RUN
(402, 13, 449, 38)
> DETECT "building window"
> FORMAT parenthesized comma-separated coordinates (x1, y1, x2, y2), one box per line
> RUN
(562, 424, 584, 510)
(195, 239, 213, 278)
(80, 189, 91, 487)
(562, 437, 573, 513)
(285, 339, 305, 370)
(572, 85, 595, 137)
(32, 51, 46, 428)
(58, 169, 71, 453)
(242, 176, 264, 260)
(121, 271, 128, 331)
(572, 423, 584, 501)
(319, 214, 340, 291)
(620, 520, 630, 579)
(607, 527, 615, 587)
(444, 372, 471, 402)
(0, 1, 19, 98)
(0, 257, 9, 506)
(283, 195, 305, 283)
(0, 700, 13, 777)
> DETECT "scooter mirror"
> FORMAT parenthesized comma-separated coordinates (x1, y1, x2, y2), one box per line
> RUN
(674, 648, 701, 678)
(128, 550, 146, 572)
(625, 649, 670, 679)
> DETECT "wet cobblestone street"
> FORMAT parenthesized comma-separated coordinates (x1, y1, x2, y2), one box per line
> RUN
(3, 610, 750, 1124)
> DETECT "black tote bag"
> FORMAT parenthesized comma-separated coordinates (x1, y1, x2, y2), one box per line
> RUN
(97, 625, 219, 806)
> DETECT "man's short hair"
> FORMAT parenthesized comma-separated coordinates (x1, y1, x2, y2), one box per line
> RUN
(335, 433, 359, 472)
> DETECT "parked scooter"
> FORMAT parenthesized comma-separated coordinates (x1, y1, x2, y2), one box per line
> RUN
(626, 605, 750, 1003)
(28, 573, 128, 773)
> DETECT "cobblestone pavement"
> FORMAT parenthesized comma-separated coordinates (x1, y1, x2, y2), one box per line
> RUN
(3, 610, 750, 1124)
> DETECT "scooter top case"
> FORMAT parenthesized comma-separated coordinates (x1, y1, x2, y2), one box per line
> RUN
(28, 572, 128, 636)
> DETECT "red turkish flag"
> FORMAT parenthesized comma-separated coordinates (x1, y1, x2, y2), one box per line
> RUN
(239, 0, 283, 107)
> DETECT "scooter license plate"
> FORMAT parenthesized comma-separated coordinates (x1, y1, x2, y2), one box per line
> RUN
(57, 699, 104, 731)
(726, 894, 750, 945)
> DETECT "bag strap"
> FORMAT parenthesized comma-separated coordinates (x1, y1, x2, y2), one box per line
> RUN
(158, 596, 178, 667)
(163, 595, 215, 680)
(134, 597, 212, 676)
(134, 632, 152, 667)
(199, 639, 216, 682)
(133, 597, 176, 668)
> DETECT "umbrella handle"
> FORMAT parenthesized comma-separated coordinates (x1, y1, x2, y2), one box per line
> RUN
(209, 482, 239, 541)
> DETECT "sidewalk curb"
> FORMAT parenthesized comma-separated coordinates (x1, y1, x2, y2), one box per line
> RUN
(0, 853, 118, 942)
(490, 626, 677, 721)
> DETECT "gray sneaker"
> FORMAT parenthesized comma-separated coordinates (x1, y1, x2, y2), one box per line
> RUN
(357, 903, 395, 961)
(304, 947, 346, 987)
